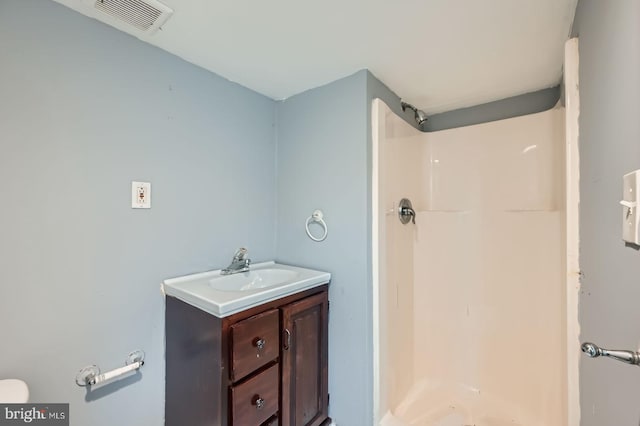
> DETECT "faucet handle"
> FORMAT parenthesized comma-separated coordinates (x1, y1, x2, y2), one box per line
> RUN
(233, 247, 248, 261)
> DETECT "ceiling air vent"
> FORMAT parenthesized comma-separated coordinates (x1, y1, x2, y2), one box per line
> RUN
(93, 0, 173, 33)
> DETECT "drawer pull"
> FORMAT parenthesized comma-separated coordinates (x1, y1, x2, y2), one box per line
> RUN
(252, 395, 265, 410)
(254, 338, 266, 350)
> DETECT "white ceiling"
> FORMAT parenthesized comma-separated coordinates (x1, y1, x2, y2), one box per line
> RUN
(52, 0, 578, 113)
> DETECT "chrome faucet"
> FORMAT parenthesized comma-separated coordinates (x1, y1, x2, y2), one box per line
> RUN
(221, 247, 251, 275)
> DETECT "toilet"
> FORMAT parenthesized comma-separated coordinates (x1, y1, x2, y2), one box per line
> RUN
(0, 379, 29, 403)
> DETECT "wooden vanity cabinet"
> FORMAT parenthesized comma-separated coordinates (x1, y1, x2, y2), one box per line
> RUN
(165, 284, 330, 426)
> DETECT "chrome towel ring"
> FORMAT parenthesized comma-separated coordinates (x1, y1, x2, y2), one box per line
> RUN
(306, 210, 328, 242)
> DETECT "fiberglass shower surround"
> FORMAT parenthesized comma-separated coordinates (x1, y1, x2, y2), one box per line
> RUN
(373, 99, 567, 426)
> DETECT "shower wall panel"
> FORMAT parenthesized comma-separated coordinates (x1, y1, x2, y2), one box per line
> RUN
(378, 107, 426, 411)
(413, 109, 567, 425)
(377, 100, 567, 425)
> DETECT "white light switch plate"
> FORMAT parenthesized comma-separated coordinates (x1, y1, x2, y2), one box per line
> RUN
(132, 181, 151, 209)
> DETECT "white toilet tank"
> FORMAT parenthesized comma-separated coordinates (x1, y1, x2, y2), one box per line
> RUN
(0, 379, 29, 403)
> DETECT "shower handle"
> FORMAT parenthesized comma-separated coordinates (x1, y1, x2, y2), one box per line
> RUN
(581, 342, 640, 366)
(401, 206, 416, 224)
(398, 198, 416, 225)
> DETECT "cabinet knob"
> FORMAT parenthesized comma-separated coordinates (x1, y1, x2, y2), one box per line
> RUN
(254, 338, 266, 350)
(252, 395, 265, 410)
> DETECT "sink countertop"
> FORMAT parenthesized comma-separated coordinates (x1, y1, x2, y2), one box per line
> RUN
(162, 261, 331, 318)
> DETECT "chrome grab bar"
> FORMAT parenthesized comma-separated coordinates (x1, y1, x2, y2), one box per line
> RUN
(581, 342, 640, 366)
(75, 350, 145, 386)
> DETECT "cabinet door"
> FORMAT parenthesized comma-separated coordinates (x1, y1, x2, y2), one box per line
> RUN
(280, 291, 329, 426)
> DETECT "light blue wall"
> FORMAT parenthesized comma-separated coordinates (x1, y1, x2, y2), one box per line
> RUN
(424, 86, 561, 131)
(275, 70, 372, 425)
(572, 0, 640, 424)
(371, 78, 561, 133)
(0, 1, 276, 425)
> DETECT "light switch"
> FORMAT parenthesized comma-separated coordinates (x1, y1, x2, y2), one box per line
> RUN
(621, 170, 640, 244)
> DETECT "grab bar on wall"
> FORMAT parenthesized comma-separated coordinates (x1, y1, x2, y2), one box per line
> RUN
(581, 342, 640, 366)
(75, 350, 145, 386)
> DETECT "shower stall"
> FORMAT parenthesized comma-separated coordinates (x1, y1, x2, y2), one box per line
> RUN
(371, 76, 580, 425)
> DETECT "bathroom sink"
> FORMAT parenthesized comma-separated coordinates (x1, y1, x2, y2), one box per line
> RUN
(209, 269, 299, 292)
(163, 262, 330, 317)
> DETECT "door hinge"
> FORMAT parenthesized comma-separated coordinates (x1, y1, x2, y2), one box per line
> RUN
(327, 393, 330, 406)
(327, 300, 330, 312)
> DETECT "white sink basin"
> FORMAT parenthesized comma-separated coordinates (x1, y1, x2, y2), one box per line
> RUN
(209, 269, 299, 292)
(163, 262, 330, 317)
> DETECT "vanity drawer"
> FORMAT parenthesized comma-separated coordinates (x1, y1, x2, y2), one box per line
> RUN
(230, 363, 279, 425)
(230, 309, 279, 381)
